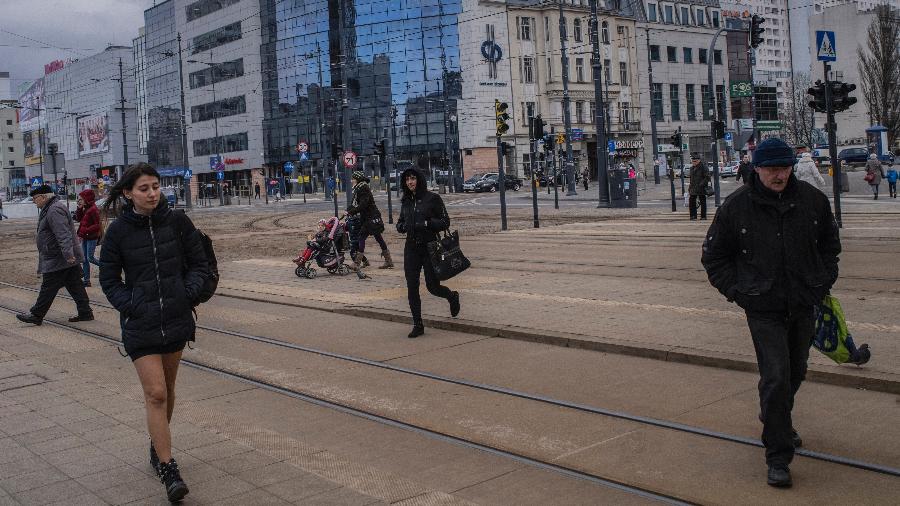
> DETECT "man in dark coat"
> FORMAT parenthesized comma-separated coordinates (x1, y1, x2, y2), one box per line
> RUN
(17, 185, 93, 324)
(254, 182, 261, 199)
(735, 154, 753, 185)
(701, 138, 841, 488)
(688, 154, 710, 220)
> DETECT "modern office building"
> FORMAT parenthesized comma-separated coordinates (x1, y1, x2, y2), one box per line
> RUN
(0, 101, 26, 197)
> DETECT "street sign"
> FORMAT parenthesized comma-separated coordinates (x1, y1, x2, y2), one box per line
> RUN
(31, 177, 42, 187)
(657, 143, 679, 153)
(736, 118, 754, 131)
(556, 133, 565, 145)
(816, 31, 836, 62)
(724, 132, 733, 141)
(570, 128, 584, 141)
(729, 81, 753, 98)
(299, 152, 309, 162)
(342, 150, 357, 168)
(297, 141, 308, 153)
(209, 156, 224, 171)
(216, 171, 224, 181)
(756, 120, 783, 132)
(607, 140, 616, 152)
(184, 169, 192, 179)
(283, 161, 295, 173)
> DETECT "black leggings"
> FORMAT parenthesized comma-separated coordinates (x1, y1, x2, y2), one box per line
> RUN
(358, 231, 388, 254)
(404, 243, 452, 323)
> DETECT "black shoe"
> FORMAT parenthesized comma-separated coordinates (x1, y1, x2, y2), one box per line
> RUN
(68, 313, 94, 323)
(689, 217, 697, 221)
(408, 322, 424, 338)
(157, 458, 189, 502)
(791, 428, 802, 448)
(149, 440, 159, 471)
(767, 464, 792, 487)
(16, 313, 42, 325)
(449, 291, 460, 317)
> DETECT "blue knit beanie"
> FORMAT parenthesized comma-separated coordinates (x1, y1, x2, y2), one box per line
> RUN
(752, 138, 795, 167)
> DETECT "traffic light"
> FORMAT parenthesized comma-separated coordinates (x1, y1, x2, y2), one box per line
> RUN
(530, 114, 546, 141)
(373, 139, 386, 156)
(500, 141, 510, 156)
(831, 82, 857, 113)
(712, 121, 726, 139)
(750, 15, 766, 49)
(330, 143, 339, 159)
(670, 132, 682, 147)
(807, 81, 827, 113)
(495, 100, 510, 136)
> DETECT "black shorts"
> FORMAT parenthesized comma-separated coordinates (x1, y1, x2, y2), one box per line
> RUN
(128, 340, 187, 362)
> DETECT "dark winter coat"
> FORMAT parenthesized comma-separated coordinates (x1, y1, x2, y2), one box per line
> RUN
(701, 173, 841, 314)
(735, 161, 753, 184)
(689, 162, 711, 196)
(99, 201, 208, 356)
(396, 168, 449, 246)
(36, 195, 83, 274)
(75, 189, 101, 241)
(347, 181, 383, 235)
(865, 159, 884, 185)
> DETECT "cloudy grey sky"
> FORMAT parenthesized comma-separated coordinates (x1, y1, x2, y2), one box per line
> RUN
(0, 0, 155, 92)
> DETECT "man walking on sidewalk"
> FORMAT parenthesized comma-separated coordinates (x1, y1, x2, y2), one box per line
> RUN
(16, 185, 93, 325)
(688, 154, 710, 220)
(701, 138, 841, 488)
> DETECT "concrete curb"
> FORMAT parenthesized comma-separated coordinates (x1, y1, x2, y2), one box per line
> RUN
(217, 288, 900, 395)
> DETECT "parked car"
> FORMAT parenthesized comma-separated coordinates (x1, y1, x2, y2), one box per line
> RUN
(462, 174, 488, 192)
(838, 147, 870, 168)
(719, 162, 739, 178)
(475, 173, 522, 192)
(161, 187, 178, 207)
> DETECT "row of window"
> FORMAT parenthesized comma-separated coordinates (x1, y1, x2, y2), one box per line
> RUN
(519, 56, 629, 85)
(646, 2, 720, 28)
(517, 100, 633, 128)
(192, 21, 242, 54)
(189, 58, 245, 89)
(650, 83, 726, 122)
(185, 0, 239, 22)
(650, 45, 722, 65)
(193, 132, 248, 156)
(191, 95, 247, 123)
(516, 16, 619, 45)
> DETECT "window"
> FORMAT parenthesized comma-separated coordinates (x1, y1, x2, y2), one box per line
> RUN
(712, 11, 720, 27)
(5, 120, 11, 126)
(185, 0, 239, 22)
(191, 95, 246, 123)
(696, 9, 706, 26)
(573, 18, 583, 42)
(575, 58, 584, 82)
(651, 83, 663, 120)
(601, 21, 610, 44)
(7, 146, 13, 152)
(619, 62, 628, 85)
(604, 59, 611, 83)
(713, 50, 722, 65)
(6, 132, 11, 139)
(683, 47, 693, 63)
(664, 5, 674, 23)
(576, 101, 584, 123)
(525, 101, 535, 126)
(193, 132, 248, 156)
(589, 101, 596, 121)
(7, 160, 13, 166)
(650, 45, 660, 62)
(547, 57, 553, 80)
(523, 56, 535, 83)
(680, 7, 690, 25)
(518, 17, 532, 40)
(667, 46, 677, 62)
(620, 102, 630, 123)
(188, 58, 244, 89)
(669, 84, 680, 121)
(192, 21, 241, 54)
(701, 84, 713, 120)
(686, 84, 696, 120)
(647, 3, 657, 22)
(545, 17, 550, 41)
(699, 48, 708, 64)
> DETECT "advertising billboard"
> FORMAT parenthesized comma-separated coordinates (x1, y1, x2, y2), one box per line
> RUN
(23, 129, 43, 166)
(77, 115, 110, 156)
(18, 78, 44, 129)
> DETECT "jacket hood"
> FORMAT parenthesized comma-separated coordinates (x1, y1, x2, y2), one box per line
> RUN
(120, 199, 172, 227)
(79, 189, 96, 205)
(400, 167, 427, 200)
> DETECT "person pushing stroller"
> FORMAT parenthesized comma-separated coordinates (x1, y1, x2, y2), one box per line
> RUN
(292, 217, 354, 278)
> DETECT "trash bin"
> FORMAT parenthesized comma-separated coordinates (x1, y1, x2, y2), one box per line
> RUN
(608, 167, 638, 208)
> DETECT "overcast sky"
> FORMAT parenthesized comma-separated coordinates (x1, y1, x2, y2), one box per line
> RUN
(0, 0, 155, 93)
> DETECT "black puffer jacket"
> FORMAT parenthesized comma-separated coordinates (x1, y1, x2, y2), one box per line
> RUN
(396, 168, 449, 245)
(347, 181, 383, 235)
(701, 173, 841, 313)
(99, 201, 208, 355)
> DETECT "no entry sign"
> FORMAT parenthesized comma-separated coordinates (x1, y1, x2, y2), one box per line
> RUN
(342, 150, 357, 168)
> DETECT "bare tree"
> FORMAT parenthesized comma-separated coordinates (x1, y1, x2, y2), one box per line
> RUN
(858, 5, 900, 146)
(780, 72, 815, 147)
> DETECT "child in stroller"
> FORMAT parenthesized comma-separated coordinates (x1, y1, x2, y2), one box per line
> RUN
(292, 217, 352, 278)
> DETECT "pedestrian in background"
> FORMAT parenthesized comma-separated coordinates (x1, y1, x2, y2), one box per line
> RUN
(702, 138, 841, 488)
(582, 168, 589, 190)
(254, 182, 261, 199)
(865, 154, 884, 199)
(74, 189, 101, 287)
(688, 154, 710, 220)
(397, 168, 460, 338)
(347, 171, 392, 270)
(16, 185, 93, 325)
(794, 152, 825, 189)
(735, 154, 753, 184)
(886, 165, 898, 198)
(99, 164, 208, 503)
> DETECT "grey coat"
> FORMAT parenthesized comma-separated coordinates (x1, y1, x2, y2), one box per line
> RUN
(36, 196, 83, 274)
(865, 159, 884, 185)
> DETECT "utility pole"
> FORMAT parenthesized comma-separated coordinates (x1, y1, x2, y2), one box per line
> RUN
(316, 43, 326, 194)
(646, 29, 660, 185)
(176, 34, 191, 209)
(589, 0, 611, 205)
(528, 115, 540, 228)
(118, 58, 128, 180)
(557, 2, 577, 196)
(824, 61, 843, 228)
(707, 27, 726, 206)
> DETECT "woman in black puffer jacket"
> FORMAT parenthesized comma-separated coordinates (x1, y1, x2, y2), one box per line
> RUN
(99, 164, 207, 503)
(396, 168, 460, 338)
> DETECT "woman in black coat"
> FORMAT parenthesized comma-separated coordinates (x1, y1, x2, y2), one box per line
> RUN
(396, 168, 460, 338)
(347, 171, 392, 270)
(99, 164, 207, 503)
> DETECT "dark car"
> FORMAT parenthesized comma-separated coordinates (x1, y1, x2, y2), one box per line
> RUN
(476, 173, 522, 192)
(838, 147, 893, 167)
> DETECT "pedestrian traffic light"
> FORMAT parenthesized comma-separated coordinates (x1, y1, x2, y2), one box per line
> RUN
(373, 139, 386, 157)
(807, 81, 827, 113)
(750, 15, 766, 49)
(670, 132, 682, 146)
(495, 100, 510, 136)
(831, 82, 857, 113)
(712, 121, 726, 139)
(530, 115, 546, 141)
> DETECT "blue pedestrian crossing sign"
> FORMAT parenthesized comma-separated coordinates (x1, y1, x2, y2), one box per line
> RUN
(216, 171, 224, 181)
(608, 140, 616, 152)
(816, 31, 836, 62)
(299, 152, 309, 162)
(31, 177, 42, 187)
(184, 169, 192, 179)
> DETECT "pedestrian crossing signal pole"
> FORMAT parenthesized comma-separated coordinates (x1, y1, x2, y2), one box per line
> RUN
(824, 61, 843, 228)
(495, 100, 510, 231)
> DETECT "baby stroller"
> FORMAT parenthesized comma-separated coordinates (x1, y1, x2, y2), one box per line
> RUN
(292, 216, 352, 279)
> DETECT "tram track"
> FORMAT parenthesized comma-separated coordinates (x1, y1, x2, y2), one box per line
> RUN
(1, 280, 898, 482)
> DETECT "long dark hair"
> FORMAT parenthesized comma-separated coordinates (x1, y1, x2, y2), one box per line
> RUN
(102, 163, 160, 215)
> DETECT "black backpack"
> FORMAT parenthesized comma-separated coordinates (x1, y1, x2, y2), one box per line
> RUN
(176, 210, 219, 303)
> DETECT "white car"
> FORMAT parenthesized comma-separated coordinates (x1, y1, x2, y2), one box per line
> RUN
(719, 163, 739, 178)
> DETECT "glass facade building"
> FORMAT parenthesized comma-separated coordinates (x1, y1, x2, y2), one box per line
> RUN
(259, 0, 462, 182)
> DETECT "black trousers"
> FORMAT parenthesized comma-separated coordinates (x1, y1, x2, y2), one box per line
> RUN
(689, 194, 707, 219)
(404, 243, 452, 323)
(31, 265, 92, 318)
(746, 309, 814, 467)
(889, 182, 896, 197)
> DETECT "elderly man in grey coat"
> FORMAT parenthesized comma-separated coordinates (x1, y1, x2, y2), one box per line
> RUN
(16, 185, 93, 325)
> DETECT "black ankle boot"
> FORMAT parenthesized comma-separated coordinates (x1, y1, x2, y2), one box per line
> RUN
(408, 322, 424, 338)
(157, 458, 189, 502)
(449, 291, 460, 317)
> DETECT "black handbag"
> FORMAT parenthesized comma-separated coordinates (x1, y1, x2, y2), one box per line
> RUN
(426, 230, 470, 281)
(368, 212, 385, 234)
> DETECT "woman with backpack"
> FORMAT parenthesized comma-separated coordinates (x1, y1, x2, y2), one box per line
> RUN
(99, 163, 209, 503)
(864, 154, 885, 199)
(396, 168, 460, 338)
(74, 189, 101, 286)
